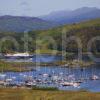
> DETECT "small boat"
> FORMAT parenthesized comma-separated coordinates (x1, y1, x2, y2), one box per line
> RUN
(73, 83, 80, 88)
(25, 82, 36, 87)
(43, 74, 49, 77)
(5, 52, 30, 57)
(91, 75, 99, 80)
(60, 82, 73, 86)
(61, 81, 80, 87)
(6, 78, 13, 82)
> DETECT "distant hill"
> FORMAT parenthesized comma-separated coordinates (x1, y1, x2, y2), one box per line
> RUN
(0, 7, 100, 33)
(0, 18, 100, 53)
(0, 15, 57, 32)
(40, 7, 100, 25)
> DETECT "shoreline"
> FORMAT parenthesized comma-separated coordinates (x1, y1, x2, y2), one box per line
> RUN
(0, 59, 95, 72)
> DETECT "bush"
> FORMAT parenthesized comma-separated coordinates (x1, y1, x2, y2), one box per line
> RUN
(32, 86, 59, 91)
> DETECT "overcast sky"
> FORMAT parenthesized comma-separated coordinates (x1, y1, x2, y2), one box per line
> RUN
(0, 0, 100, 16)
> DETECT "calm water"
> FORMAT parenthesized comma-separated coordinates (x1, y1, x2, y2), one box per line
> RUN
(1, 55, 100, 92)
(4, 54, 63, 62)
(0, 65, 100, 92)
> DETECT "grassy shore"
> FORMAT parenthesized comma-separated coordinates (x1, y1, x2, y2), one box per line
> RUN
(0, 59, 95, 72)
(0, 88, 100, 100)
(0, 61, 36, 72)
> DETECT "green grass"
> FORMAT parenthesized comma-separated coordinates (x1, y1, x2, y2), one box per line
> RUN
(0, 60, 36, 72)
(0, 88, 100, 100)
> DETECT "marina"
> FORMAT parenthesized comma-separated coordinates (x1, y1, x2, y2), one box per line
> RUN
(0, 54, 100, 92)
(0, 64, 100, 92)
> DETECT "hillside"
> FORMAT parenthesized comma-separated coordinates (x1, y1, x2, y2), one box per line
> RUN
(34, 18, 100, 52)
(0, 18, 100, 53)
(0, 7, 100, 33)
(0, 15, 57, 32)
(40, 7, 100, 25)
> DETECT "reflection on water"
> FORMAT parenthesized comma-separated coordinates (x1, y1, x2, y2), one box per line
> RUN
(4, 54, 63, 62)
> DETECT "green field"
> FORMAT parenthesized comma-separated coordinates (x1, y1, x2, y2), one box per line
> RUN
(0, 88, 100, 100)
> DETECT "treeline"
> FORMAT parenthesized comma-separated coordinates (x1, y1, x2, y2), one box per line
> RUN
(0, 18, 100, 54)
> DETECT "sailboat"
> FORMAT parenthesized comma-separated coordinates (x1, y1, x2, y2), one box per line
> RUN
(90, 66, 99, 80)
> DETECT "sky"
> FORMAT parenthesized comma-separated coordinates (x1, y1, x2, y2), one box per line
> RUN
(0, 0, 100, 16)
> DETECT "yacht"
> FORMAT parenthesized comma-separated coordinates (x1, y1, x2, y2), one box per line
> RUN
(91, 75, 99, 80)
(5, 52, 32, 58)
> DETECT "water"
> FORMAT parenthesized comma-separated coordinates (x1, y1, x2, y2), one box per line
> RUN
(0, 65, 100, 92)
(4, 54, 63, 62)
(32, 54, 63, 62)
(1, 54, 100, 92)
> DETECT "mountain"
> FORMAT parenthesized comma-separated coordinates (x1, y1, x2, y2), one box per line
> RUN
(39, 10, 71, 22)
(0, 15, 57, 32)
(40, 7, 100, 24)
(0, 7, 100, 32)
